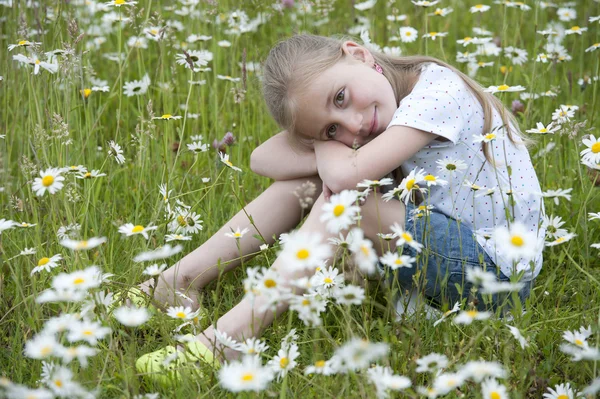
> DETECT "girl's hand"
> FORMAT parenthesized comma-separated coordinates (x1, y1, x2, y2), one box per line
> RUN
(322, 181, 333, 202)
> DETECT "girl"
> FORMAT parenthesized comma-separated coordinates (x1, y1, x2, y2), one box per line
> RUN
(133, 34, 544, 384)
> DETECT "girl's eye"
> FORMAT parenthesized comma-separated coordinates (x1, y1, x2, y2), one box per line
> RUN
(335, 89, 345, 106)
(326, 124, 337, 139)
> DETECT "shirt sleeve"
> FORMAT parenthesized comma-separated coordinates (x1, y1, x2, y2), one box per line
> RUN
(386, 89, 466, 144)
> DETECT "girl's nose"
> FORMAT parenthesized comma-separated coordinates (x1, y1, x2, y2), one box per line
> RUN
(345, 113, 363, 136)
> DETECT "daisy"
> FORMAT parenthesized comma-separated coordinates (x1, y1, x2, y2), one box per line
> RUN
(581, 135, 600, 164)
(279, 231, 332, 272)
(504, 46, 528, 65)
(565, 26, 587, 35)
(493, 222, 540, 262)
(225, 226, 249, 239)
(390, 222, 424, 252)
(24, 334, 59, 359)
(166, 306, 194, 320)
(104, 0, 137, 7)
(118, 223, 158, 239)
(218, 355, 273, 392)
(12, 53, 58, 75)
(422, 173, 448, 187)
(113, 306, 151, 327)
(268, 343, 299, 380)
(563, 326, 592, 348)
(386, 14, 407, 21)
(526, 122, 559, 134)
(466, 266, 497, 286)
(107, 140, 126, 164)
(77, 170, 107, 179)
(187, 141, 209, 153)
(304, 358, 337, 376)
(543, 383, 581, 399)
(56, 345, 98, 368)
(481, 378, 509, 399)
(0, 219, 17, 234)
(348, 228, 379, 275)
(66, 320, 111, 345)
(397, 167, 427, 205)
(586, 43, 600, 52)
(463, 360, 507, 382)
(320, 189, 361, 233)
(507, 325, 529, 348)
(422, 31, 448, 40)
(356, 177, 394, 189)
(152, 114, 182, 121)
(31, 254, 63, 275)
(415, 353, 448, 373)
(399, 27, 418, 43)
(142, 263, 167, 276)
(540, 188, 572, 205)
(219, 152, 242, 172)
(123, 74, 150, 97)
(310, 266, 344, 291)
(432, 372, 467, 395)
(545, 232, 576, 247)
(60, 237, 107, 251)
(169, 207, 203, 235)
(470, 4, 490, 12)
(412, 0, 440, 6)
(481, 280, 525, 294)
(52, 266, 104, 292)
(334, 338, 389, 372)
(429, 7, 453, 17)
(143, 26, 165, 40)
(237, 337, 269, 355)
(165, 234, 192, 242)
(217, 75, 241, 82)
(175, 50, 213, 71)
(485, 84, 526, 93)
(32, 168, 65, 196)
(556, 7, 576, 22)
(7, 40, 41, 51)
(133, 244, 183, 262)
(379, 251, 415, 270)
(436, 158, 467, 174)
(354, 0, 376, 10)
(453, 309, 491, 324)
(589, 212, 600, 221)
(334, 285, 365, 305)
(126, 36, 148, 49)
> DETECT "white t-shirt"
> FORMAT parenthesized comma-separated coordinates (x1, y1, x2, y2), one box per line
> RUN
(387, 63, 545, 281)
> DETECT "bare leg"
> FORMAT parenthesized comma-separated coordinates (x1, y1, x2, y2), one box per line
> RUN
(141, 176, 323, 308)
(196, 191, 406, 361)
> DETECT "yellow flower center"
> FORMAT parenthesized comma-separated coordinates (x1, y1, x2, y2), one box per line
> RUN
(401, 232, 413, 242)
(115, 0, 125, 4)
(18, 40, 28, 45)
(296, 249, 309, 260)
(571, 26, 580, 31)
(280, 357, 289, 368)
(333, 204, 345, 217)
(466, 310, 478, 317)
(83, 330, 93, 336)
(485, 133, 496, 140)
(463, 36, 472, 41)
(42, 175, 55, 187)
(38, 257, 50, 266)
(592, 143, 600, 153)
(475, 4, 483, 8)
(40, 346, 52, 356)
(539, 128, 547, 133)
(35, 59, 41, 64)
(77, 241, 89, 249)
(360, 245, 370, 256)
(82, 88, 92, 98)
(510, 235, 524, 247)
(429, 31, 437, 36)
(406, 179, 415, 190)
(435, 9, 443, 15)
(233, 232, 241, 237)
(424, 174, 436, 181)
(575, 339, 584, 346)
(405, 31, 412, 36)
(132, 225, 144, 233)
(177, 215, 188, 227)
(54, 380, 63, 387)
(73, 277, 85, 285)
(150, 29, 158, 35)
(490, 392, 501, 399)
(264, 279, 277, 288)
(394, 259, 403, 265)
(557, 396, 568, 399)
(84, 172, 92, 178)
(555, 237, 566, 243)
(176, 311, 186, 318)
(241, 373, 254, 382)
(497, 84, 510, 91)
(324, 277, 333, 284)
(225, 161, 233, 167)
(302, 299, 311, 306)
(161, 114, 172, 119)
(315, 360, 326, 368)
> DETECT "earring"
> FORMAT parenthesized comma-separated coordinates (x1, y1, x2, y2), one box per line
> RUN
(373, 63, 383, 74)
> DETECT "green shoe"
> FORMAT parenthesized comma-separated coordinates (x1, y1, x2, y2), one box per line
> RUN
(136, 334, 220, 386)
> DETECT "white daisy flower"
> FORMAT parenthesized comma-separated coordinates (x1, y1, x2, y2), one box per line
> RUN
(107, 140, 126, 164)
(142, 263, 167, 276)
(278, 231, 332, 272)
(507, 325, 529, 348)
(436, 158, 468, 174)
(493, 222, 541, 262)
(123, 74, 150, 97)
(113, 306, 151, 327)
(166, 306, 194, 320)
(348, 228, 379, 275)
(581, 135, 600, 164)
(470, 4, 490, 12)
(118, 223, 158, 239)
(219, 152, 242, 172)
(485, 84, 526, 93)
(390, 222, 424, 252)
(399, 26, 418, 43)
(133, 244, 183, 262)
(543, 382, 582, 399)
(31, 254, 63, 275)
(225, 226, 249, 239)
(453, 309, 491, 324)
(526, 122, 560, 134)
(334, 285, 365, 306)
(32, 168, 65, 196)
(60, 237, 107, 251)
(66, 320, 111, 345)
(320, 189, 361, 233)
(379, 251, 415, 270)
(415, 353, 448, 373)
(481, 378, 509, 399)
(218, 355, 273, 392)
(422, 31, 448, 40)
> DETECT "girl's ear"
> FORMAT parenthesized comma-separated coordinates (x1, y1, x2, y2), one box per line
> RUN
(341, 41, 374, 64)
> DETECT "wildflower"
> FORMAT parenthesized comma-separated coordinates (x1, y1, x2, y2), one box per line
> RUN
(56, 345, 98, 368)
(31, 254, 63, 276)
(481, 378, 509, 399)
(320, 189, 361, 233)
(432, 372, 467, 395)
(143, 263, 167, 276)
(412, 0, 440, 6)
(463, 361, 507, 382)
(123, 74, 150, 97)
(565, 25, 587, 35)
(415, 353, 448, 373)
(493, 222, 540, 262)
(152, 114, 182, 121)
(397, 167, 427, 205)
(219, 152, 242, 172)
(113, 306, 151, 327)
(334, 285, 365, 305)
(67, 320, 111, 345)
(32, 168, 65, 196)
(386, 14, 407, 21)
(422, 31, 448, 40)
(399, 27, 418, 43)
(379, 251, 415, 270)
(586, 43, 600, 52)
(545, 232, 576, 247)
(175, 50, 212, 71)
(0, 219, 17, 234)
(214, 329, 240, 350)
(268, 343, 299, 380)
(348, 228, 379, 275)
(563, 326, 592, 348)
(543, 383, 582, 399)
(59, 237, 106, 251)
(225, 226, 249, 239)
(165, 234, 192, 242)
(453, 309, 491, 324)
(304, 358, 337, 376)
(581, 135, 600, 164)
(218, 355, 273, 392)
(24, 334, 59, 359)
(481, 280, 524, 294)
(278, 231, 332, 272)
(76, 170, 107, 179)
(12, 53, 58, 75)
(52, 266, 104, 292)
(169, 207, 203, 235)
(583, 378, 600, 396)
(422, 173, 448, 187)
(391, 222, 424, 252)
(118, 223, 158, 239)
(504, 46, 528, 65)
(187, 140, 209, 153)
(556, 7, 576, 21)
(167, 306, 195, 320)
(354, 0, 376, 10)
(20, 247, 36, 256)
(237, 338, 270, 356)
(470, 4, 490, 12)
(485, 84, 526, 93)
(540, 187, 572, 205)
(104, 0, 137, 7)
(217, 75, 241, 82)
(526, 122, 559, 134)
(133, 244, 183, 262)
(107, 140, 126, 164)
(436, 158, 467, 174)
(7, 40, 41, 51)
(507, 325, 529, 348)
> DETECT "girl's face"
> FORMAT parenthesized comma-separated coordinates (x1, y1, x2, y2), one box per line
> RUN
(292, 42, 398, 148)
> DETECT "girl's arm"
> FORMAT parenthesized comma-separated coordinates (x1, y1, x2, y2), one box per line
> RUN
(313, 126, 438, 193)
(250, 130, 318, 180)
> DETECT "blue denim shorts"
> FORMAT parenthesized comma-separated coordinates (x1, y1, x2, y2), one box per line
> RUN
(380, 202, 533, 311)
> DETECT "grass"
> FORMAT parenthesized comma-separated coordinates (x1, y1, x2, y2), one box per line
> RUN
(1, 0, 600, 397)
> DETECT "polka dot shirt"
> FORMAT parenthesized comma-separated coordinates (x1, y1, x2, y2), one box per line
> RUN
(387, 63, 545, 281)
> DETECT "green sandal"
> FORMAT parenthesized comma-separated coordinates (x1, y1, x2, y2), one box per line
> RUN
(136, 334, 220, 386)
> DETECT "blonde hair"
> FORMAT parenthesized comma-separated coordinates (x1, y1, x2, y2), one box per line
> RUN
(262, 34, 529, 160)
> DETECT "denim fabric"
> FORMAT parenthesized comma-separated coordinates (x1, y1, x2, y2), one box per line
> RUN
(380, 202, 533, 311)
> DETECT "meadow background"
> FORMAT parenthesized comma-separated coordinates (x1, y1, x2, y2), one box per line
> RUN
(1, 0, 600, 397)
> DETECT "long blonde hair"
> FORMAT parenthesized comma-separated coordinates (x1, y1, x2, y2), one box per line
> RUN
(262, 34, 528, 161)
